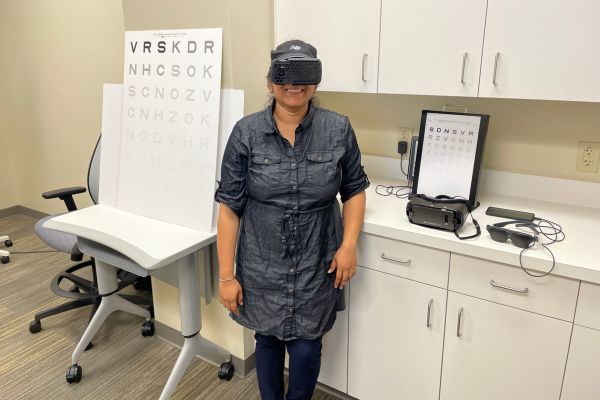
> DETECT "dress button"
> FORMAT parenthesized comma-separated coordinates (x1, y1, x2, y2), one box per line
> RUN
(288, 308, 293, 313)
(291, 163, 296, 168)
(264, 158, 269, 163)
(292, 185, 297, 190)
(288, 288, 293, 293)
(318, 156, 322, 161)
(289, 268, 295, 273)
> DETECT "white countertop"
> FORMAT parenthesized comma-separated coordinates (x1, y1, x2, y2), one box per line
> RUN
(363, 176, 600, 284)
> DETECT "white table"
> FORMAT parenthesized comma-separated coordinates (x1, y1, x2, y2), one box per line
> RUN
(45, 204, 228, 399)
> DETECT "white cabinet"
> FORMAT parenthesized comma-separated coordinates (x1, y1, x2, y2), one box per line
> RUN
(348, 266, 446, 400)
(273, 0, 381, 93)
(378, 0, 487, 97)
(561, 325, 600, 400)
(479, 0, 600, 102)
(440, 292, 572, 400)
(318, 289, 349, 393)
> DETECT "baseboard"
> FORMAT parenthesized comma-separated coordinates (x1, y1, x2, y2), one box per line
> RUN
(0, 205, 48, 219)
(154, 320, 256, 378)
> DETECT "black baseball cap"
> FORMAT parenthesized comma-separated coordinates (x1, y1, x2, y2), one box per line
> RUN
(271, 40, 319, 61)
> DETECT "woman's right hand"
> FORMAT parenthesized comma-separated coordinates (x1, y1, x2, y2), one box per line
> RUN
(219, 279, 244, 315)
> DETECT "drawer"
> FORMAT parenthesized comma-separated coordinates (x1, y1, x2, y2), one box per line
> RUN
(575, 282, 600, 330)
(357, 233, 449, 288)
(449, 253, 579, 321)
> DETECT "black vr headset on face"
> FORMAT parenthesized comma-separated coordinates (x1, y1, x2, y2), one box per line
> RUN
(270, 40, 322, 85)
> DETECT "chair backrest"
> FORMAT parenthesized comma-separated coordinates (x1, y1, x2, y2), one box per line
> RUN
(87, 135, 101, 205)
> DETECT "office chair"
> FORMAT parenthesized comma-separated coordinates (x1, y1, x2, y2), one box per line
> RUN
(0, 235, 12, 264)
(30, 136, 152, 342)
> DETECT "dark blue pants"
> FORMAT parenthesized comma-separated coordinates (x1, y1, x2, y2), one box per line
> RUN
(254, 333, 323, 400)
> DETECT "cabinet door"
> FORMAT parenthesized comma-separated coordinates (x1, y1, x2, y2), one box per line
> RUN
(561, 325, 600, 400)
(480, 0, 600, 101)
(378, 0, 487, 96)
(318, 288, 349, 393)
(274, 0, 381, 93)
(348, 266, 446, 400)
(441, 292, 572, 400)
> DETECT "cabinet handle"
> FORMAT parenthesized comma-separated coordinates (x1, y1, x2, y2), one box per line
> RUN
(380, 253, 411, 265)
(361, 53, 368, 83)
(456, 307, 463, 337)
(460, 52, 468, 84)
(426, 299, 433, 328)
(493, 52, 500, 85)
(490, 279, 529, 294)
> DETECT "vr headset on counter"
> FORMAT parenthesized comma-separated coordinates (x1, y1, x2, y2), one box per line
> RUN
(406, 194, 480, 240)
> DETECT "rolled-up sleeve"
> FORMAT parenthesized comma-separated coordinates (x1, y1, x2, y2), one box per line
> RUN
(339, 118, 370, 203)
(214, 122, 249, 217)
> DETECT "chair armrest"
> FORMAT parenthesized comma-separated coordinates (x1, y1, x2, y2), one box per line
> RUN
(42, 186, 87, 212)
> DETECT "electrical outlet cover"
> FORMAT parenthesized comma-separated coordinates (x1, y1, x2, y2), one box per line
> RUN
(397, 126, 414, 141)
(576, 141, 600, 173)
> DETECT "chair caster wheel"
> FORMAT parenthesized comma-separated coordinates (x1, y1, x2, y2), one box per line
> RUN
(4, 240, 13, 247)
(69, 285, 80, 293)
(141, 320, 154, 337)
(1, 256, 9, 264)
(66, 364, 82, 383)
(218, 360, 235, 381)
(29, 320, 42, 334)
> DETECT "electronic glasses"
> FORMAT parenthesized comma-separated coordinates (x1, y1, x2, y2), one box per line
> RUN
(486, 220, 538, 249)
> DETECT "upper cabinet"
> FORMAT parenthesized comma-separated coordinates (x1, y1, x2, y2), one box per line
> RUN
(378, 0, 487, 97)
(274, 0, 381, 93)
(479, 0, 600, 102)
(274, 0, 600, 102)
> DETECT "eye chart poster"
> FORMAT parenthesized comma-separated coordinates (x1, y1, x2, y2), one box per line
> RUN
(117, 29, 222, 232)
(415, 112, 486, 202)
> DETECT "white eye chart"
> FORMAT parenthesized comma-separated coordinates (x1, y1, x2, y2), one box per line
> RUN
(117, 29, 222, 232)
(413, 111, 489, 204)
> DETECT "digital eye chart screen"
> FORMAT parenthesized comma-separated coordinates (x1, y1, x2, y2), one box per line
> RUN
(412, 110, 489, 205)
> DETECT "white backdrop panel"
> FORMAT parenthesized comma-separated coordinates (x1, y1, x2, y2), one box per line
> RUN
(99, 86, 244, 231)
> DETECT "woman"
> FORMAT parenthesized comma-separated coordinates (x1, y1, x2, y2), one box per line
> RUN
(215, 40, 369, 400)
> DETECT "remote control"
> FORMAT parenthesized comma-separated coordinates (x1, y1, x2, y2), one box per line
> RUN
(485, 206, 535, 221)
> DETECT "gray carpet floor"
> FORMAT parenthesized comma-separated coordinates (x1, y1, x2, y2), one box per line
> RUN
(0, 213, 341, 400)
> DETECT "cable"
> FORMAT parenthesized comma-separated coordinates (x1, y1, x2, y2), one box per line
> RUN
(516, 217, 565, 278)
(375, 182, 412, 199)
(399, 153, 408, 178)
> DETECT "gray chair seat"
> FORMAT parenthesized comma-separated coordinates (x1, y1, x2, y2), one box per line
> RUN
(35, 214, 80, 255)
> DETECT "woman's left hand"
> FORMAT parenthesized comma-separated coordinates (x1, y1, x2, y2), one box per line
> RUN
(328, 243, 357, 289)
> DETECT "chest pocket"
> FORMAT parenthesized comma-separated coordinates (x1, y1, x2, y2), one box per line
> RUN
(249, 153, 284, 185)
(306, 151, 337, 187)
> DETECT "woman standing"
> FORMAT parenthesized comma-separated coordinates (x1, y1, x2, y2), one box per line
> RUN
(215, 40, 369, 400)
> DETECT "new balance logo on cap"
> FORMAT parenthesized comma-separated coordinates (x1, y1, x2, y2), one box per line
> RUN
(290, 45, 301, 50)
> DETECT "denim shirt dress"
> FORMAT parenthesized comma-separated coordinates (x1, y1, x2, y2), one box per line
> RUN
(215, 101, 370, 341)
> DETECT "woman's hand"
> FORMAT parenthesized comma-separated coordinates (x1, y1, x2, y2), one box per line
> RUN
(328, 243, 357, 289)
(219, 279, 244, 315)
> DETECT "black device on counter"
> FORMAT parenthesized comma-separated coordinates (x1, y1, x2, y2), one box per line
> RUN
(406, 194, 480, 239)
(485, 206, 535, 221)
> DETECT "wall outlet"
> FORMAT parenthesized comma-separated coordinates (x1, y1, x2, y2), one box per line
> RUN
(576, 141, 600, 172)
(397, 127, 414, 141)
